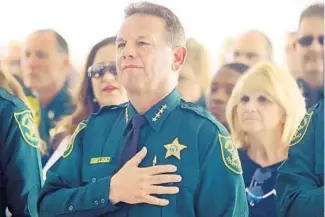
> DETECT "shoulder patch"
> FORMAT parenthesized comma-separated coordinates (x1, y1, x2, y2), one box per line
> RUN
(180, 101, 220, 126)
(62, 121, 87, 158)
(218, 134, 242, 174)
(14, 110, 40, 148)
(290, 110, 314, 146)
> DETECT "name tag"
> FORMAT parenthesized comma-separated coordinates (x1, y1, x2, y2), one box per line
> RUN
(90, 157, 111, 164)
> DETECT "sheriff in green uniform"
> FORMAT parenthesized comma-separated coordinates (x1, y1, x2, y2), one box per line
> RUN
(276, 99, 324, 217)
(0, 88, 42, 217)
(38, 2, 248, 217)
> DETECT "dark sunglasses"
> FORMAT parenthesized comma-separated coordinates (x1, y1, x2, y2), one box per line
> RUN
(87, 64, 117, 78)
(297, 35, 324, 47)
(246, 168, 276, 206)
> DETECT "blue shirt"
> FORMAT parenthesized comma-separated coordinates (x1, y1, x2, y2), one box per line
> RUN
(239, 149, 283, 217)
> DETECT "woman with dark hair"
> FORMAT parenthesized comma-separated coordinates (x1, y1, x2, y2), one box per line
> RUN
(208, 62, 249, 129)
(43, 37, 128, 178)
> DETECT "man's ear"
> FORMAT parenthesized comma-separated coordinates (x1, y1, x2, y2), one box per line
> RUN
(172, 46, 187, 71)
(63, 55, 71, 69)
(292, 36, 298, 52)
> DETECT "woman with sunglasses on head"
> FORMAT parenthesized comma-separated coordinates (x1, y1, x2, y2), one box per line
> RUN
(43, 37, 128, 179)
(225, 61, 306, 217)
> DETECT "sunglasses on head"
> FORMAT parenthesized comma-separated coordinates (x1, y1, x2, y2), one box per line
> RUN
(87, 64, 117, 78)
(246, 168, 276, 206)
(297, 35, 324, 47)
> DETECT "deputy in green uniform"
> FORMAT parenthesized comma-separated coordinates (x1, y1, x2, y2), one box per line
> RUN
(0, 70, 42, 216)
(276, 99, 324, 217)
(21, 29, 75, 165)
(38, 2, 248, 217)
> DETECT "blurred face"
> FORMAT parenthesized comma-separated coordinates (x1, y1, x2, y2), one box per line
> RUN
(89, 44, 128, 107)
(4, 46, 22, 78)
(116, 14, 185, 95)
(233, 33, 270, 66)
(236, 91, 284, 133)
(22, 32, 69, 91)
(208, 67, 242, 125)
(285, 33, 301, 78)
(297, 17, 324, 86)
(177, 73, 202, 102)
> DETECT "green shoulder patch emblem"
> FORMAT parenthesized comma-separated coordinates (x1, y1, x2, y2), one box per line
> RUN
(62, 122, 87, 158)
(218, 134, 242, 174)
(14, 110, 40, 148)
(290, 110, 314, 146)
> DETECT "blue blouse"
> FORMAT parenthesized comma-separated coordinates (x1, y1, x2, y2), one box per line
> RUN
(239, 149, 283, 217)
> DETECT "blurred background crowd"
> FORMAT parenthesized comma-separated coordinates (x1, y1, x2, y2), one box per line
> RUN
(0, 0, 323, 216)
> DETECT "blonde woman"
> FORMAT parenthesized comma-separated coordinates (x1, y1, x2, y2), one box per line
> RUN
(0, 69, 42, 216)
(177, 38, 212, 107)
(43, 36, 128, 179)
(226, 61, 306, 217)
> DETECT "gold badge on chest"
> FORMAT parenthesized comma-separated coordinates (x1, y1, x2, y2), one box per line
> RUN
(164, 138, 187, 160)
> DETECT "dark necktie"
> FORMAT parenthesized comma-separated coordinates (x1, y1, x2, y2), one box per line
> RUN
(118, 114, 147, 168)
(113, 114, 147, 217)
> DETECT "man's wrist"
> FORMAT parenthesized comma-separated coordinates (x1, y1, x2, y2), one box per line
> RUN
(109, 175, 120, 205)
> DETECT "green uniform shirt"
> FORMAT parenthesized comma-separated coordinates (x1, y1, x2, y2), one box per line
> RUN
(0, 88, 42, 217)
(276, 99, 324, 217)
(39, 83, 74, 144)
(297, 78, 324, 109)
(40, 83, 74, 166)
(38, 89, 248, 217)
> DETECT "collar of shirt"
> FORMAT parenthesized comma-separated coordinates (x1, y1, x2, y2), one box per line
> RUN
(42, 82, 74, 121)
(125, 88, 181, 133)
(297, 78, 324, 96)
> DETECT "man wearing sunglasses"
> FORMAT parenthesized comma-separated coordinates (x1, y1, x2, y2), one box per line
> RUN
(295, 3, 324, 108)
(276, 99, 324, 217)
(38, 2, 248, 217)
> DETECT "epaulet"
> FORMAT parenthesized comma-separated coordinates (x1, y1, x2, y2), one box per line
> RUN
(0, 88, 27, 109)
(93, 102, 129, 116)
(179, 100, 220, 127)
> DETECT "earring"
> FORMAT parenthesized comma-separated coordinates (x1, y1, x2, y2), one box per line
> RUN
(93, 98, 97, 103)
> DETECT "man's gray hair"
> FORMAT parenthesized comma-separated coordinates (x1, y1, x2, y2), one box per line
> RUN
(299, 3, 324, 27)
(124, 1, 186, 47)
(32, 29, 69, 54)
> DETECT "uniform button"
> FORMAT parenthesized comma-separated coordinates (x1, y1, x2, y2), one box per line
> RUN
(68, 205, 74, 211)
(48, 110, 55, 120)
(94, 200, 99, 206)
(92, 178, 96, 183)
(100, 198, 105, 204)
